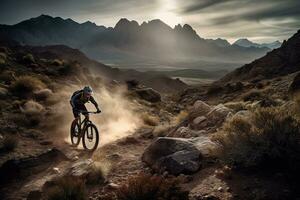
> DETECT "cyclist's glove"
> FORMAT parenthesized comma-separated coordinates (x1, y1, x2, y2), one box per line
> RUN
(96, 107, 101, 113)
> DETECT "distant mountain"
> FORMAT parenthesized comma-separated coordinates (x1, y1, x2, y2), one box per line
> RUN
(207, 38, 231, 47)
(234, 39, 282, 50)
(0, 15, 271, 70)
(219, 30, 300, 83)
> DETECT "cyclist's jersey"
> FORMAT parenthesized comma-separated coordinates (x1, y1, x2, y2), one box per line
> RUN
(70, 90, 98, 108)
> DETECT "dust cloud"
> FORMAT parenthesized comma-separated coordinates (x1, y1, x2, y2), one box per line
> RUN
(44, 83, 142, 148)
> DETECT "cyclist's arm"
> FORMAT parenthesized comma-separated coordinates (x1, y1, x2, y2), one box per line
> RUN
(90, 96, 100, 110)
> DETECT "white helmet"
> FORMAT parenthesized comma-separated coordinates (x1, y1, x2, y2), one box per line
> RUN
(83, 86, 93, 95)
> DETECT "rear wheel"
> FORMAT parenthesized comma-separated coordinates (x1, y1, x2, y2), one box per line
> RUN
(70, 120, 81, 146)
(82, 123, 99, 151)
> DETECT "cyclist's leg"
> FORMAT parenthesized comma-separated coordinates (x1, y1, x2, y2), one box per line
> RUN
(82, 105, 89, 121)
(72, 106, 80, 127)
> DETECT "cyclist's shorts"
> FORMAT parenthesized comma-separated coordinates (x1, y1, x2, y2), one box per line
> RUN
(72, 104, 87, 118)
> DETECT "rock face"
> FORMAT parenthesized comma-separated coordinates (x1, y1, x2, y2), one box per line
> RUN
(142, 137, 202, 175)
(0, 148, 67, 185)
(135, 88, 161, 102)
(142, 137, 218, 175)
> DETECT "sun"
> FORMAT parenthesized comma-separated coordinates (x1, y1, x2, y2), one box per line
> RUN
(154, 0, 182, 27)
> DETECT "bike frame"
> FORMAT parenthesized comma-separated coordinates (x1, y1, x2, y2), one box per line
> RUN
(77, 111, 99, 135)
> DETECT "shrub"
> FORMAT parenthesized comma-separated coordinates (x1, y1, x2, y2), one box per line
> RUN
(114, 173, 188, 200)
(51, 59, 64, 66)
(45, 176, 87, 200)
(1, 135, 18, 152)
(214, 106, 300, 170)
(142, 114, 159, 126)
(242, 89, 263, 101)
(22, 53, 35, 64)
(0, 52, 7, 65)
(86, 164, 105, 185)
(0, 71, 16, 84)
(10, 75, 46, 98)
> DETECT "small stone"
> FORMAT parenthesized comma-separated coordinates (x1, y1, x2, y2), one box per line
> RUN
(74, 156, 79, 160)
(217, 187, 223, 192)
(53, 167, 61, 174)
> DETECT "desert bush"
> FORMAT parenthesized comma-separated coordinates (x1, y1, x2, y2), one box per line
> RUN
(174, 110, 188, 124)
(0, 52, 7, 65)
(0, 70, 16, 84)
(142, 114, 159, 126)
(86, 164, 105, 185)
(22, 53, 35, 64)
(10, 75, 46, 98)
(34, 88, 53, 101)
(46, 176, 87, 200)
(242, 89, 263, 101)
(1, 135, 18, 152)
(153, 123, 172, 137)
(214, 106, 300, 170)
(224, 101, 247, 112)
(114, 173, 188, 200)
(51, 59, 64, 66)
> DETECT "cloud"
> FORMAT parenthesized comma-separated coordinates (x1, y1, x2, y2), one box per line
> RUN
(0, 0, 298, 42)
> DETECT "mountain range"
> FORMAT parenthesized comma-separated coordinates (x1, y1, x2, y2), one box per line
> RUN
(233, 39, 282, 50)
(219, 30, 300, 83)
(0, 15, 273, 71)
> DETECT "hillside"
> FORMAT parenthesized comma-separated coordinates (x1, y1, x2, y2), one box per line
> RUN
(0, 15, 271, 69)
(219, 30, 300, 84)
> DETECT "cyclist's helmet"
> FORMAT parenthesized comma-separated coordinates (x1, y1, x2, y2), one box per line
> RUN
(83, 86, 93, 96)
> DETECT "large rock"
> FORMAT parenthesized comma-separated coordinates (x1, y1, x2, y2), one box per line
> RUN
(189, 100, 212, 119)
(135, 88, 161, 102)
(206, 104, 232, 126)
(142, 137, 203, 175)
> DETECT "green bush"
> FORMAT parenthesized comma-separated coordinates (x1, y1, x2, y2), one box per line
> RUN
(214, 106, 300, 170)
(115, 173, 188, 200)
(22, 53, 35, 64)
(10, 75, 46, 98)
(46, 176, 87, 200)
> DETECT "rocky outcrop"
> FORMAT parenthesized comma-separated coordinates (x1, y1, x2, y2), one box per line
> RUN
(135, 88, 161, 102)
(0, 148, 68, 185)
(142, 137, 219, 175)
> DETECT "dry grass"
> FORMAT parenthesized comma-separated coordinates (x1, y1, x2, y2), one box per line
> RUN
(10, 75, 46, 98)
(114, 173, 188, 200)
(214, 106, 300, 170)
(173, 110, 188, 124)
(142, 114, 159, 126)
(45, 176, 87, 200)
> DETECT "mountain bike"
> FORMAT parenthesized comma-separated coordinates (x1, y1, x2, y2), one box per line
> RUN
(70, 110, 100, 151)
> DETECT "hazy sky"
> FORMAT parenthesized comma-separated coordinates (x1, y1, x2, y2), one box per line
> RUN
(0, 0, 299, 43)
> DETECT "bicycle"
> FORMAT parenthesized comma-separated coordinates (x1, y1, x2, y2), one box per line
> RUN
(70, 110, 100, 151)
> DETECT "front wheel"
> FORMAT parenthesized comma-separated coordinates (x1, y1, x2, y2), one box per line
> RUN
(82, 124, 99, 151)
(70, 120, 81, 146)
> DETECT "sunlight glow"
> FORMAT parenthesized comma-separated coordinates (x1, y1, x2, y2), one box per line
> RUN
(154, 0, 182, 27)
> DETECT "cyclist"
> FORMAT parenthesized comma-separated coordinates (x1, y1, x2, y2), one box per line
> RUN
(70, 86, 101, 124)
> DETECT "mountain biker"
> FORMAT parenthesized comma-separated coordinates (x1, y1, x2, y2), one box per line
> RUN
(70, 86, 101, 124)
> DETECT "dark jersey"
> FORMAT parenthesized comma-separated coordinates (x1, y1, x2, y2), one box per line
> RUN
(70, 90, 98, 108)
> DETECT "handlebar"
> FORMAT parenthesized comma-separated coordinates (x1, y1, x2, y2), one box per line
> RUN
(78, 110, 101, 115)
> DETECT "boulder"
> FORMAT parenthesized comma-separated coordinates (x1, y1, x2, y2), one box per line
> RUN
(170, 126, 197, 138)
(142, 137, 202, 175)
(206, 104, 232, 126)
(135, 88, 161, 102)
(189, 100, 212, 119)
